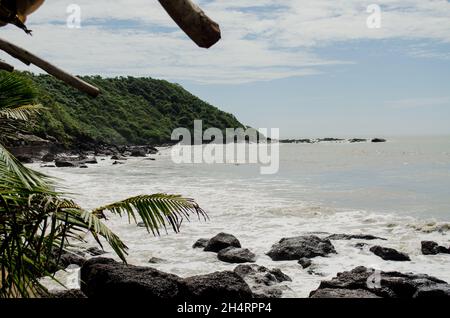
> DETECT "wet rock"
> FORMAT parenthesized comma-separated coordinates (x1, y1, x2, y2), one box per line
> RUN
(369, 246, 411, 261)
(59, 252, 86, 268)
(81, 258, 184, 299)
(81, 258, 253, 300)
(309, 266, 450, 298)
(267, 235, 337, 261)
(310, 288, 380, 298)
(204, 233, 241, 253)
(421, 241, 450, 255)
(16, 155, 33, 163)
(298, 258, 312, 269)
(234, 264, 292, 298)
(148, 257, 166, 264)
(349, 139, 367, 143)
(112, 161, 124, 165)
(111, 155, 127, 161)
(82, 157, 98, 164)
(327, 234, 387, 241)
(40, 164, 56, 168)
(79, 164, 88, 169)
(86, 247, 107, 256)
(372, 138, 387, 143)
(192, 238, 209, 249)
(55, 160, 79, 168)
(218, 247, 256, 264)
(130, 149, 147, 157)
(42, 153, 56, 162)
(183, 271, 253, 300)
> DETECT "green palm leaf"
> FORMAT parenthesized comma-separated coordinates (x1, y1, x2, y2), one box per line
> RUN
(92, 194, 208, 235)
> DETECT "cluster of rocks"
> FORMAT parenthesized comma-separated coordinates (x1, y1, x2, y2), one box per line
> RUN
(194, 233, 257, 264)
(279, 138, 387, 144)
(48, 233, 450, 299)
(309, 266, 450, 298)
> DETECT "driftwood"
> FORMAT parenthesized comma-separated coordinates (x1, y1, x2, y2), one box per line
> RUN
(0, 59, 14, 72)
(0, 37, 100, 97)
(159, 0, 221, 48)
(0, 0, 220, 96)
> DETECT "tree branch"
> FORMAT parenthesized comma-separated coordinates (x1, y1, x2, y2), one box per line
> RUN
(159, 0, 221, 48)
(0, 37, 100, 97)
(0, 60, 14, 72)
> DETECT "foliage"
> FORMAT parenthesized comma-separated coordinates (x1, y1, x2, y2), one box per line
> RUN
(0, 72, 207, 298)
(22, 73, 245, 146)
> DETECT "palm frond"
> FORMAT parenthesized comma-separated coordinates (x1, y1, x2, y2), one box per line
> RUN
(0, 143, 50, 190)
(0, 72, 37, 111)
(92, 194, 208, 236)
(0, 104, 45, 121)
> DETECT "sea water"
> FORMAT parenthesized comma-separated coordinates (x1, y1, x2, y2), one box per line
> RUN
(35, 136, 450, 297)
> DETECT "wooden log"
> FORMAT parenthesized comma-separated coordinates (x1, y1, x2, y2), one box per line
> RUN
(0, 37, 100, 97)
(0, 60, 14, 72)
(159, 0, 221, 48)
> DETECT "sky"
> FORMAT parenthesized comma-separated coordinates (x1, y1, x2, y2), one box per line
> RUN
(1, 0, 450, 138)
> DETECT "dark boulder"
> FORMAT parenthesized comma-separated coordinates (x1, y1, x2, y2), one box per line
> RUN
(55, 160, 79, 168)
(204, 233, 241, 253)
(42, 153, 56, 162)
(369, 246, 411, 261)
(327, 234, 387, 241)
(86, 247, 107, 256)
(234, 264, 292, 298)
(148, 257, 166, 264)
(267, 235, 337, 261)
(16, 155, 33, 164)
(192, 238, 209, 249)
(112, 161, 124, 165)
(309, 266, 450, 298)
(130, 149, 147, 157)
(372, 138, 387, 143)
(80, 258, 184, 299)
(218, 247, 256, 264)
(183, 271, 253, 300)
(349, 139, 367, 143)
(111, 155, 127, 161)
(298, 258, 312, 269)
(421, 241, 450, 255)
(82, 157, 98, 164)
(81, 258, 253, 299)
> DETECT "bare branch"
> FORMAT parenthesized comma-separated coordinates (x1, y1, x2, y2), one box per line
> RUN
(0, 37, 100, 97)
(159, 0, 221, 48)
(0, 60, 14, 72)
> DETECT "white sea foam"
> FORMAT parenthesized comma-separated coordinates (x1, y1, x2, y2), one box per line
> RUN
(34, 137, 450, 297)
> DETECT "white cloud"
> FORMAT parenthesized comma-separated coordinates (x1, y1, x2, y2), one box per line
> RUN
(1, 0, 449, 83)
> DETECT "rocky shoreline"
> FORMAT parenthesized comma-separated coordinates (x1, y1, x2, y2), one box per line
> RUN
(49, 232, 450, 299)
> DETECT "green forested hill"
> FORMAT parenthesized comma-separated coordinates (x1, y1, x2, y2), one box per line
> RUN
(25, 73, 245, 146)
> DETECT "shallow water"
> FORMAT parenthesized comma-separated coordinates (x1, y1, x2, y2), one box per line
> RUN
(35, 137, 450, 297)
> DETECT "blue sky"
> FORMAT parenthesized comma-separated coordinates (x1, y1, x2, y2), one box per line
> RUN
(2, 0, 450, 137)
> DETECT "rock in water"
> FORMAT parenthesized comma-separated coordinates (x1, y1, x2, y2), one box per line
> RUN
(309, 266, 450, 298)
(266, 235, 337, 261)
(218, 247, 256, 263)
(369, 246, 411, 261)
(81, 258, 184, 299)
(203, 233, 241, 252)
(183, 271, 253, 299)
(327, 234, 387, 241)
(86, 247, 107, 256)
(372, 138, 387, 143)
(234, 264, 292, 298)
(81, 258, 253, 300)
(192, 238, 209, 249)
(298, 258, 312, 269)
(421, 241, 450, 255)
